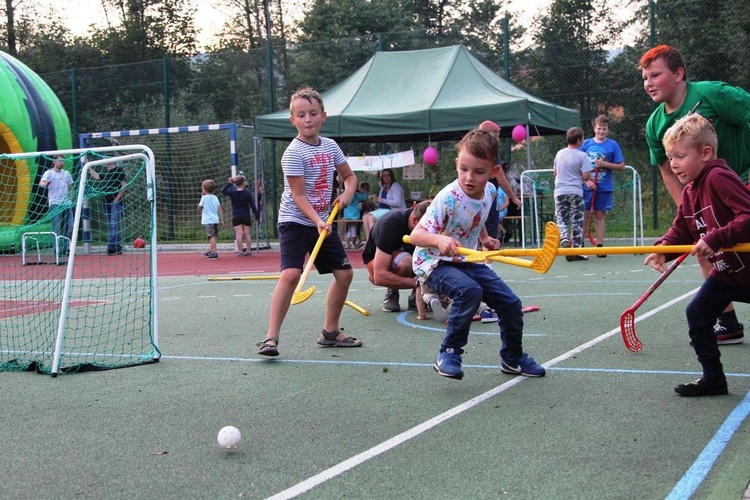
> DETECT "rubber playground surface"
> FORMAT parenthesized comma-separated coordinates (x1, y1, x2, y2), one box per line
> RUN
(1, 244, 749, 499)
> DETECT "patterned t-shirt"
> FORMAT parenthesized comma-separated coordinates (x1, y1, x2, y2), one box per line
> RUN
(278, 136, 347, 226)
(412, 179, 496, 279)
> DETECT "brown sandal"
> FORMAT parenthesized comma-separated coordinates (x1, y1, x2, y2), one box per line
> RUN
(257, 338, 279, 356)
(317, 328, 363, 347)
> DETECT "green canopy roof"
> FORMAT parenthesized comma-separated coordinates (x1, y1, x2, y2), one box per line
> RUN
(254, 45, 580, 143)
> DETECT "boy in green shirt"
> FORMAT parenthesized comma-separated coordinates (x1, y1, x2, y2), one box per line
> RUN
(640, 44, 750, 343)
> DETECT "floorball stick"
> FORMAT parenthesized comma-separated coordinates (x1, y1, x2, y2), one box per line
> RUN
(619, 252, 689, 352)
(402, 222, 560, 274)
(291, 203, 340, 305)
(491, 242, 750, 258)
(344, 300, 370, 316)
(587, 166, 600, 245)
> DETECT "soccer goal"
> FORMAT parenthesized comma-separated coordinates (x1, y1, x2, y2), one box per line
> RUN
(78, 123, 271, 251)
(0, 146, 160, 376)
(519, 166, 644, 247)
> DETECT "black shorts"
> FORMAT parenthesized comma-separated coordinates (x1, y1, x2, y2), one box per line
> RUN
(278, 222, 351, 273)
(232, 215, 253, 227)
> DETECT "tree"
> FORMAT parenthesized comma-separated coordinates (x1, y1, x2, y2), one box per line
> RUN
(1, 0, 18, 55)
(518, 0, 618, 123)
(92, 0, 199, 61)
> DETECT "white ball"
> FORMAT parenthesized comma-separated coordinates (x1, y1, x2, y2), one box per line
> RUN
(217, 425, 241, 448)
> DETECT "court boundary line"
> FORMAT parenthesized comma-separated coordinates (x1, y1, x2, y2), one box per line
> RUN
(666, 389, 750, 499)
(263, 288, 705, 499)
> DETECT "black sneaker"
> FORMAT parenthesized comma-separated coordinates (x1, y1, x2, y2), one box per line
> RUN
(714, 322, 744, 345)
(596, 243, 606, 258)
(566, 244, 588, 262)
(566, 254, 589, 262)
(407, 292, 417, 310)
(674, 377, 728, 397)
(382, 289, 400, 312)
(208, 252, 218, 259)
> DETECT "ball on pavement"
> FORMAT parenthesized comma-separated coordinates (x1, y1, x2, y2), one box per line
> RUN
(423, 146, 439, 166)
(512, 124, 527, 142)
(217, 425, 241, 448)
(133, 237, 145, 249)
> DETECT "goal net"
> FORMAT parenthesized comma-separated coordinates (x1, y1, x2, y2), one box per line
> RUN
(79, 124, 271, 250)
(0, 146, 159, 376)
(518, 167, 644, 247)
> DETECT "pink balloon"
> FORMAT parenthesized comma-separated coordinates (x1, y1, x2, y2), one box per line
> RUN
(423, 146, 439, 165)
(512, 124, 527, 142)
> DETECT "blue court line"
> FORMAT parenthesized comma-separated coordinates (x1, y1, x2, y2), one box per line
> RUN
(395, 311, 544, 336)
(665, 389, 750, 499)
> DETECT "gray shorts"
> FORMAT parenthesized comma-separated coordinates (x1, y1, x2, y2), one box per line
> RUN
(204, 224, 219, 238)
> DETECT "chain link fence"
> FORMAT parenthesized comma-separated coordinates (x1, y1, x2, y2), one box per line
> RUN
(38, 0, 749, 242)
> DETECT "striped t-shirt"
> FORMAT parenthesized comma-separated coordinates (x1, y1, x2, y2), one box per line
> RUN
(278, 136, 347, 226)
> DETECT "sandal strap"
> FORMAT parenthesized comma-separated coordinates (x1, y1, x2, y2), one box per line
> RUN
(321, 328, 344, 341)
(257, 338, 279, 347)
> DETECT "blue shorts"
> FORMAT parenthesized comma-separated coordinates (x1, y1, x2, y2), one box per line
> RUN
(278, 222, 351, 273)
(584, 190, 613, 212)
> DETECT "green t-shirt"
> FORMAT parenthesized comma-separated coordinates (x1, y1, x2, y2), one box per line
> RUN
(645, 81, 750, 183)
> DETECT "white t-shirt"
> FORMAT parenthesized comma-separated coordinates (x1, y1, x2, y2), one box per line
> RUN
(41, 168, 73, 206)
(199, 194, 221, 224)
(412, 179, 495, 279)
(278, 136, 347, 226)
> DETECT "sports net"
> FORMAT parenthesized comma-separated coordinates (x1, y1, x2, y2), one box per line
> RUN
(79, 124, 271, 250)
(0, 146, 159, 375)
(517, 167, 643, 247)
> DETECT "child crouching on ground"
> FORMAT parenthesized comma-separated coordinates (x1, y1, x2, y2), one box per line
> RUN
(409, 128, 545, 380)
(644, 114, 750, 397)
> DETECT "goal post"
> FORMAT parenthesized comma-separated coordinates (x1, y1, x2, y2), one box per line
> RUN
(0, 146, 160, 376)
(78, 123, 271, 251)
(519, 166, 644, 248)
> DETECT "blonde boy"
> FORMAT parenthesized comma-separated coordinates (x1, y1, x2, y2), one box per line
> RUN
(645, 114, 750, 396)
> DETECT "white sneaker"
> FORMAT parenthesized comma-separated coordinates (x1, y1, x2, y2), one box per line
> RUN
(429, 296, 449, 323)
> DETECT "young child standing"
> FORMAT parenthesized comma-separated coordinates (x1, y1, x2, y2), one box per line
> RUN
(221, 175, 260, 256)
(409, 128, 545, 380)
(580, 115, 625, 254)
(644, 114, 750, 396)
(342, 181, 370, 249)
(257, 87, 363, 357)
(553, 127, 594, 261)
(198, 179, 223, 258)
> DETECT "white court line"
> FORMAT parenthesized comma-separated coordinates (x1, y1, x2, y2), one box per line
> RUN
(266, 287, 700, 500)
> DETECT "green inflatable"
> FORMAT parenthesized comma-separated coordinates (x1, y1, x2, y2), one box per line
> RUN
(0, 51, 72, 252)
